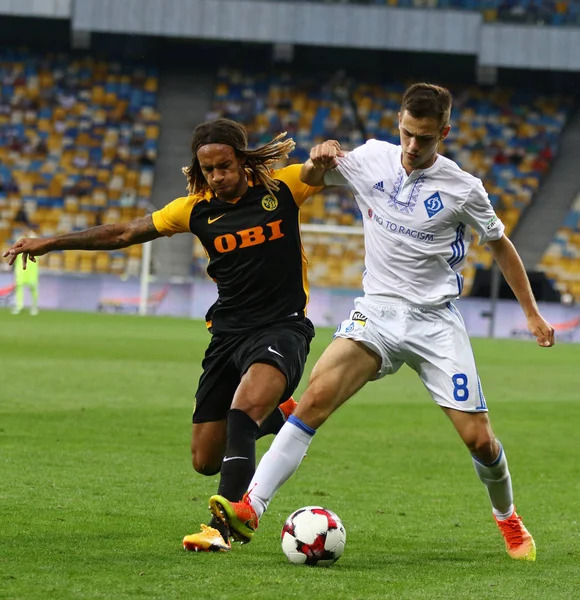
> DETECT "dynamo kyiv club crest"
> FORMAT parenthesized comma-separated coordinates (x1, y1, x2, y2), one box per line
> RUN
(424, 192, 444, 218)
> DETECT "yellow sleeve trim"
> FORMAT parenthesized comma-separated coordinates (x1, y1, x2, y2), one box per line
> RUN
(274, 164, 323, 206)
(152, 193, 207, 237)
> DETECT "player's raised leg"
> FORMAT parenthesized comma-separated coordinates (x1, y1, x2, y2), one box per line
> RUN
(184, 342, 241, 552)
(187, 321, 312, 550)
(183, 392, 297, 551)
(206, 362, 287, 543)
(444, 408, 536, 561)
(210, 337, 380, 543)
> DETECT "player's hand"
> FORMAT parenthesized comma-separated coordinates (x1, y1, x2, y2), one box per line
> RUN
(310, 140, 344, 170)
(2, 237, 51, 269)
(527, 314, 555, 347)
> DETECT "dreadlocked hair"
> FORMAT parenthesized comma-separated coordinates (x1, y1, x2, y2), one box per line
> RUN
(182, 118, 296, 197)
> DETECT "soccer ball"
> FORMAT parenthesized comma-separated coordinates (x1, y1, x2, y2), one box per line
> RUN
(281, 506, 346, 566)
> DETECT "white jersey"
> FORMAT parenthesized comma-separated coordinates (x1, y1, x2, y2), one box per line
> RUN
(325, 139, 505, 305)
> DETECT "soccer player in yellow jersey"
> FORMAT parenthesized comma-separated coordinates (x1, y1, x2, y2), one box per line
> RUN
(3, 118, 322, 552)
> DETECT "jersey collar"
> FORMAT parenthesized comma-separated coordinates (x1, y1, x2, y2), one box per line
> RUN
(398, 145, 443, 178)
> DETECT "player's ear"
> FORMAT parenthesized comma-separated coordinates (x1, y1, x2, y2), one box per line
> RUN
(441, 124, 451, 141)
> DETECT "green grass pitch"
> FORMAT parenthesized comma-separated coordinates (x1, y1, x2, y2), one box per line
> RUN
(1, 309, 579, 599)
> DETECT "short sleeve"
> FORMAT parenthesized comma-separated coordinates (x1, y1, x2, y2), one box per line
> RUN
(152, 195, 197, 237)
(274, 164, 323, 206)
(461, 180, 505, 245)
(323, 141, 372, 188)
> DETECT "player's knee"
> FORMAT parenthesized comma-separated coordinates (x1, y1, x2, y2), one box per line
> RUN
(191, 452, 221, 476)
(466, 431, 498, 463)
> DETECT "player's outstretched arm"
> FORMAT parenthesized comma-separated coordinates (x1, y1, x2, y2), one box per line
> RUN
(487, 234, 555, 347)
(300, 140, 344, 187)
(2, 215, 163, 269)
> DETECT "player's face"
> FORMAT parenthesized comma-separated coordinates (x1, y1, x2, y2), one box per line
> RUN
(197, 144, 247, 201)
(398, 110, 450, 173)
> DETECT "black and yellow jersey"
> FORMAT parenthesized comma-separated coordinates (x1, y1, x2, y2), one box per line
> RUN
(152, 164, 321, 335)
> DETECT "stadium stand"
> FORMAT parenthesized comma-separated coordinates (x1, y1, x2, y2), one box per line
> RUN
(198, 68, 571, 291)
(0, 47, 573, 297)
(0, 49, 159, 276)
(539, 192, 580, 302)
(283, 0, 580, 26)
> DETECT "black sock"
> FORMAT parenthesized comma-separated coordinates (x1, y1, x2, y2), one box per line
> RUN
(217, 407, 259, 497)
(257, 406, 285, 439)
(207, 409, 259, 543)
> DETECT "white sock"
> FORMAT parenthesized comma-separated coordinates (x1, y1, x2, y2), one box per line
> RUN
(472, 444, 514, 520)
(248, 416, 315, 518)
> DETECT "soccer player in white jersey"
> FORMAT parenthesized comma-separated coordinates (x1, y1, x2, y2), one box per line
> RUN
(209, 83, 555, 561)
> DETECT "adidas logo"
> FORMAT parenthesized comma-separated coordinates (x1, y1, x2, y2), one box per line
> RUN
(373, 181, 384, 192)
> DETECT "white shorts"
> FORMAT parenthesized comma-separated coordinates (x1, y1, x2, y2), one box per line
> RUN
(334, 296, 488, 413)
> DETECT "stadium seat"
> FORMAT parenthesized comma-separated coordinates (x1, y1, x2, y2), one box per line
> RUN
(3, 49, 160, 276)
(540, 194, 580, 302)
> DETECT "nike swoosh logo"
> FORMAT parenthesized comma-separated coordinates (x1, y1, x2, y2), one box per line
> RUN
(223, 456, 249, 463)
(268, 346, 284, 358)
(208, 214, 226, 224)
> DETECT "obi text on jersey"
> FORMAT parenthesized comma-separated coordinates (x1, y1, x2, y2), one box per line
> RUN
(152, 165, 321, 334)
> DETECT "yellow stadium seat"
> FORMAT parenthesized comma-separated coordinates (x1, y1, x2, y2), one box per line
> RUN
(46, 253, 63, 271)
(95, 252, 111, 273)
(79, 255, 94, 273)
(92, 86, 105, 103)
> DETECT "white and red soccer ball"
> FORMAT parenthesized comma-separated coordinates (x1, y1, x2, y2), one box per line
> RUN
(281, 506, 346, 566)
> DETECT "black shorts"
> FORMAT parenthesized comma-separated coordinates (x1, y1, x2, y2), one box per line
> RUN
(193, 318, 315, 423)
